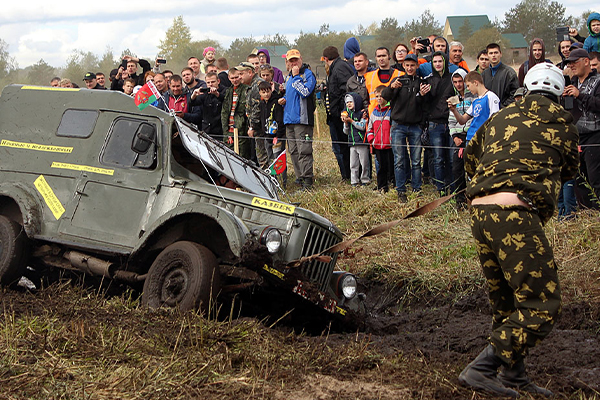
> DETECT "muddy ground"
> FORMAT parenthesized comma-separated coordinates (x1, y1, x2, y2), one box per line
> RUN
(1, 275, 598, 400)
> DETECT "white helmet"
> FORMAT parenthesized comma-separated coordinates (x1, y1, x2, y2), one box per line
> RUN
(523, 62, 564, 97)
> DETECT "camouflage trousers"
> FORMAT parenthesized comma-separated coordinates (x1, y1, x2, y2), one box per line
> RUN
(470, 204, 562, 366)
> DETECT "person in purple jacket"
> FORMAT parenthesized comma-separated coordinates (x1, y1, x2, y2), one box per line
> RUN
(257, 49, 285, 84)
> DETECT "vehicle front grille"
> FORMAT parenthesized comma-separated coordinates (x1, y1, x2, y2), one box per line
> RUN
(300, 224, 340, 292)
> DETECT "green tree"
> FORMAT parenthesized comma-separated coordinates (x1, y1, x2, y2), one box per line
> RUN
(569, 10, 593, 36)
(63, 50, 100, 84)
(458, 18, 474, 43)
(225, 37, 260, 65)
(402, 9, 443, 42)
(0, 38, 17, 81)
(259, 33, 291, 49)
(295, 28, 352, 72)
(375, 18, 404, 53)
(158, 16, 192, 61)
(98, 46, 117, 75)
(502, 0, 568, 48)
(465, 27, 507, 58)
(27, 59, 56, 85)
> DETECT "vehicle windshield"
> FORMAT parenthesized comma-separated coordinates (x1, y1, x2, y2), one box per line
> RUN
(175, 119, 279, 200)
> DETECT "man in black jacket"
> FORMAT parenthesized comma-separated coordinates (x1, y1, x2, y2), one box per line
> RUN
(564, 48, 600, 208)
(191, 72, 226, 140)
(481, 43, 519, 108)
(382, 54, 429, 202)
(323, 46, 355, 181)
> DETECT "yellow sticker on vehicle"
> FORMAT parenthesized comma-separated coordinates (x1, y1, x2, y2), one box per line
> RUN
(21, 85, 79, 92)
(1, 139, 73, 153)
(263, 264, 284, 280)
(251, 197, 295, 215)
(51, 162, 114, 176)
(34, 175, 65, 220)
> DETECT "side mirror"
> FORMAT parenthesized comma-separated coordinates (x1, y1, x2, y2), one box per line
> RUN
(131, 123, 156, 154)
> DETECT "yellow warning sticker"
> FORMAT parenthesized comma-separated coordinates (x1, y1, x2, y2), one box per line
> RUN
(51, 162, 114, 176)
(1, 139, 73, 154)
(34, 175, 65, 220)
(21, 85, 79, 92)
(251, 197, 295, 215)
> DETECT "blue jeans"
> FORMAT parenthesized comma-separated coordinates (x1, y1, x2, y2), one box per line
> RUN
(428, 122, 452, 191)
(391, 122, 422, 192)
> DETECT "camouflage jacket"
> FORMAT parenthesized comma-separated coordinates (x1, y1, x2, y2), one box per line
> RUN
(465, 94, 579, 223)
(245, 74, 265, 133)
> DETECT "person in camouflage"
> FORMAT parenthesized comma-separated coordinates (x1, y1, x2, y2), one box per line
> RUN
(459, 63, 579, 398)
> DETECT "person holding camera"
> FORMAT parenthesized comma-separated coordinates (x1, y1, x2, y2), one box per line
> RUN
(564, 48, 600, 208)
(190, 72, 226, 141)
(381, 53, 428, 202)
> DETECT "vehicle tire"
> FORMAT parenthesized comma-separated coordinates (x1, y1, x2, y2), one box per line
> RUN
(0, 215, 29, 286)
(142, 241, 220, 312)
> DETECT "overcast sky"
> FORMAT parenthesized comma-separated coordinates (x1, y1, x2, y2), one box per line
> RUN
(0, 0, 592, 68)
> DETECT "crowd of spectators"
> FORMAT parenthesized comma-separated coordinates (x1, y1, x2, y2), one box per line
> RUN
(47, 14, 600, 212)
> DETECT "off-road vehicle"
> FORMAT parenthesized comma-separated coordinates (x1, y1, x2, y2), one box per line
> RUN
(0, 84, 365, 325)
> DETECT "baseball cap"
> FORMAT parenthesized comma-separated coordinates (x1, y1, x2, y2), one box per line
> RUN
(403, 54, 419, 63)
(83, 72, 96, 81)
(234, 62, 254, 71)
(286, 49, 301, 59)
(565, 48, 590, 62)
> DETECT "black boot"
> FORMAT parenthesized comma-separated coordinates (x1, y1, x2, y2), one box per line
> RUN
(459, 344, 519, 398)
(499, 359, 553, 397)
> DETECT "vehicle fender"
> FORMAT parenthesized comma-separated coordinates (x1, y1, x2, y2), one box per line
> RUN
(131, 202, 249, 259)
(0, 182, 42, 237)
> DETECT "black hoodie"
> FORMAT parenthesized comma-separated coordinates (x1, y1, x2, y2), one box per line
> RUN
(424, 51, 454, 123)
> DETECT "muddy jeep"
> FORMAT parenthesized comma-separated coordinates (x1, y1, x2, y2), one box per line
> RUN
(0, 85, 365, 325)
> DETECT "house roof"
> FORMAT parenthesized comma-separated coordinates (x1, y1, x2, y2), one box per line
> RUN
(500, 33, 528, 48)
(444, 15, 529, 49)
(445, 15, 491, 36)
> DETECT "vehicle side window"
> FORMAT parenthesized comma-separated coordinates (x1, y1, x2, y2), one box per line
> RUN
(57, 109, 98, 138)
(101, 118, 156, 169)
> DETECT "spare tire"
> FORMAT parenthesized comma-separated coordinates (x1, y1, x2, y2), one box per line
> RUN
(142, 241, 220, 312)
(0, 215, 29, 286)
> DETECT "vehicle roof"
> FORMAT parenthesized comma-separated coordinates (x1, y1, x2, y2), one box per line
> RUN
(0, 85, 172, 121)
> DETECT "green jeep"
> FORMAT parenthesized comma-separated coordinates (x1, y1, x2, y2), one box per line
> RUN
(0, 85, 365, 324)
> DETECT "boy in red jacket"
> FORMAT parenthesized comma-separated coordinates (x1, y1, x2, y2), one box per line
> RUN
(366, 85, 393, 192)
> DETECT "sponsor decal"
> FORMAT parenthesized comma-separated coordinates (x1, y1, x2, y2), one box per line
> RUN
(51, 162, 114, 176)
(251, 197, 295, 215)
(1, 139, 73, 154)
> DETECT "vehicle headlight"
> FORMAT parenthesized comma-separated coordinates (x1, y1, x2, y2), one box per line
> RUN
(340, 274, 357, 299)
(261, 228, 282, 253)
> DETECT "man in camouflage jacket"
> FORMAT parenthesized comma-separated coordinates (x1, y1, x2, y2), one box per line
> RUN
(460, 64, 579, 398)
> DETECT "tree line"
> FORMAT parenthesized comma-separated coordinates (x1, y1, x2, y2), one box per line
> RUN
(0, 0, 593, 88)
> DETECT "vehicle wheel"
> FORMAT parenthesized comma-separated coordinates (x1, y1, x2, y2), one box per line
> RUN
(142, 241, 220, 312)
(0, 215, 30, 286)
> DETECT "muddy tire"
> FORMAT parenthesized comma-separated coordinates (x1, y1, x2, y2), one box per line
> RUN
(142, 241, 220, 312)
(0, 215, 29, 286)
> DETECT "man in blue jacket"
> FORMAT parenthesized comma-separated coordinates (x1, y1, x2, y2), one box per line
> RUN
(279, 49, 317, 189)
